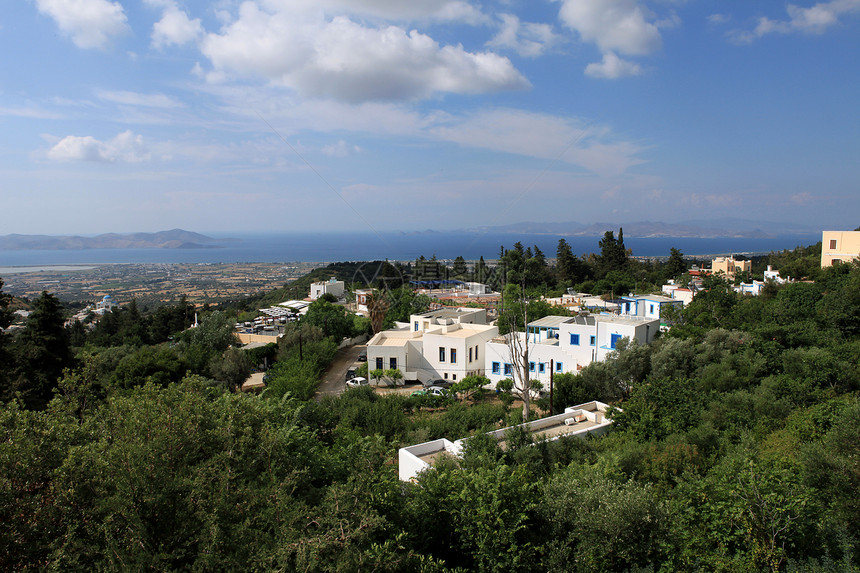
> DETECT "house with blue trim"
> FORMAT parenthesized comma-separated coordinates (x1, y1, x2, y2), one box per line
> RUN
(617, 294, 683, 323)
(484, 313, 660, 388)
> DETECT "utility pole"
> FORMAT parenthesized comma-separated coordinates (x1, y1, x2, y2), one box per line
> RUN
(549, 358, 554, 414)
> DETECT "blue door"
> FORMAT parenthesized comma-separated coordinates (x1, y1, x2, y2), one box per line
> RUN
(610, 334, 622, 349)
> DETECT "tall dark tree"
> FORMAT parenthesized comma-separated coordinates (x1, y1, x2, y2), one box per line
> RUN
(0, 278, 11, 330)
(473, 256, 490, 284)
(149, 295, 194, 343)
(664, 247, 688, 280)
(525, 245, 551, 287)
(0, 278, 14, 397)
(452, 256, 468, 279)
(597, 228, 629, 278)
(12, 291, 72, 408)
(556, 239, 591, 286)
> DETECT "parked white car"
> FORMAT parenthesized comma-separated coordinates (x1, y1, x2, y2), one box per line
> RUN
(345, 377, 369, 388)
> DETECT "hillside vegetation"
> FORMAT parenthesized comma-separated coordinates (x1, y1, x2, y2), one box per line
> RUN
(1, 244, 858, 572)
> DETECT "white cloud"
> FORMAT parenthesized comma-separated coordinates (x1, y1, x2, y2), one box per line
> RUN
(555, 0, 662, 56)
(430, 108, 645, 176)
(320, 0, 486, 23)
(731, 0, 860, 43)
(46, 131, 150, 163)
(97, 90, 184, 108)
(34, 0, 128, 49)
(0, 105, 63, 119)
(152, 5, 203, 48)
(708, 13, 731, 25)
(321, 140, 361, 157)
(488, 13, 561, 57)
(199, 2, 528, 102)
(584, 52, 643, 78)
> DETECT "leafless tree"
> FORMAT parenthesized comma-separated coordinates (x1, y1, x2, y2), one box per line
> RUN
(368, 291, 388, 334)
(502, 283, 536, 421)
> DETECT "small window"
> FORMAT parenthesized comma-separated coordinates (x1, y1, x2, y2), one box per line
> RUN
(529, 361, 535, 372)
(439, 347, 445, 362)
(474, 345, 479, 361)
(492, 361, 500, 374)
(452, 374, 457, 381)
(375, 357, 383, 370)
(590, 335, 596, 346)
(830, 239, 837, 249)
(538, 363, 545, 373)
(469, 347, 473, 362)
(611, 333, 622, 349)
(390, 357, 397, 369)
(649, 304, 654, 314)
(444, 373, 448, 379)
(556, 362, 563, 372)
(450, 348, 457, 364)
(504, 363, 512, 376)
(414, 321, 419, 331)
(570, 333, 580, 346)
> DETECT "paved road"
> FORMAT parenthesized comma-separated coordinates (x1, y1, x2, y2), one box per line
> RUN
(316, 344, 366, 398)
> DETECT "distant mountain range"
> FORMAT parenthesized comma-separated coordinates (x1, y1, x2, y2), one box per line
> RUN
(464, 219, 823, 239)
(0, 229, 221, 250)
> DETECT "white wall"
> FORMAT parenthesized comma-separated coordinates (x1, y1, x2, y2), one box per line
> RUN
(422, 324, 497, 382)
(484, 336, 578, 389)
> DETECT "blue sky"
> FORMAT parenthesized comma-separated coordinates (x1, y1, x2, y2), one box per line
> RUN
(2, 0, 859, 235)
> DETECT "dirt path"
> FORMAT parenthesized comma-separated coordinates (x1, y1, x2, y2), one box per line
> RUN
(316, 344, 365, 398)
(241, 371, 266, 392)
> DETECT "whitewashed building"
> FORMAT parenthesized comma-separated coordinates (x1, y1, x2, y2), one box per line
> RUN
(366, 308, 497, 384)
(484, 313, 660, 388)
(309, 277, 345, 300)
(618, 294, 683, 322)
(399, 401, 616, 481)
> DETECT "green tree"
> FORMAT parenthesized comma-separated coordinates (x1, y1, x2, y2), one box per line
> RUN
(473, 256, 490, 284)
(405, 463, 540, 572)
(383, 368, 403, 387)
(452, 256, 468, 279)
(664, 247, 687, 280)
(0, 279, 15, 395)
(450, 374, 489, 401)
(555, 238, 590, 286)
(369, 368, 385, 386)
(302, 299, 354, 341)
(11, 291, 72, 409)
(210, 347, 252, 391)
(383, 287, 430, 328)
(596, 228, 629, 279)
(542, 465, 669, 572)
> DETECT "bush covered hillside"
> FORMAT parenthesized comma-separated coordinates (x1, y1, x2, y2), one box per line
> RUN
(2, 254, 859, 572)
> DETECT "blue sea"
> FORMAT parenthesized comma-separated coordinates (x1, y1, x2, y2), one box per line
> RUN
(0, 232, 821, 266)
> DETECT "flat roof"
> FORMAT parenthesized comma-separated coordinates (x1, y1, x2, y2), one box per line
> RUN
(571, 314, 657, 327)
(370, 333, 413, 347)
(528, 315, 573, 329)
(424, 323, 495, 338)
(497, 418, 599, 450)
(418, 307, 480, 319)
(633, 294, 677, 303)
(417, 449, 455, 465)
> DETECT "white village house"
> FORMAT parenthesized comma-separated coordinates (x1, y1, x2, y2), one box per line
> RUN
(484, 313, 660, 389)
(366, 308, 498, 384)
